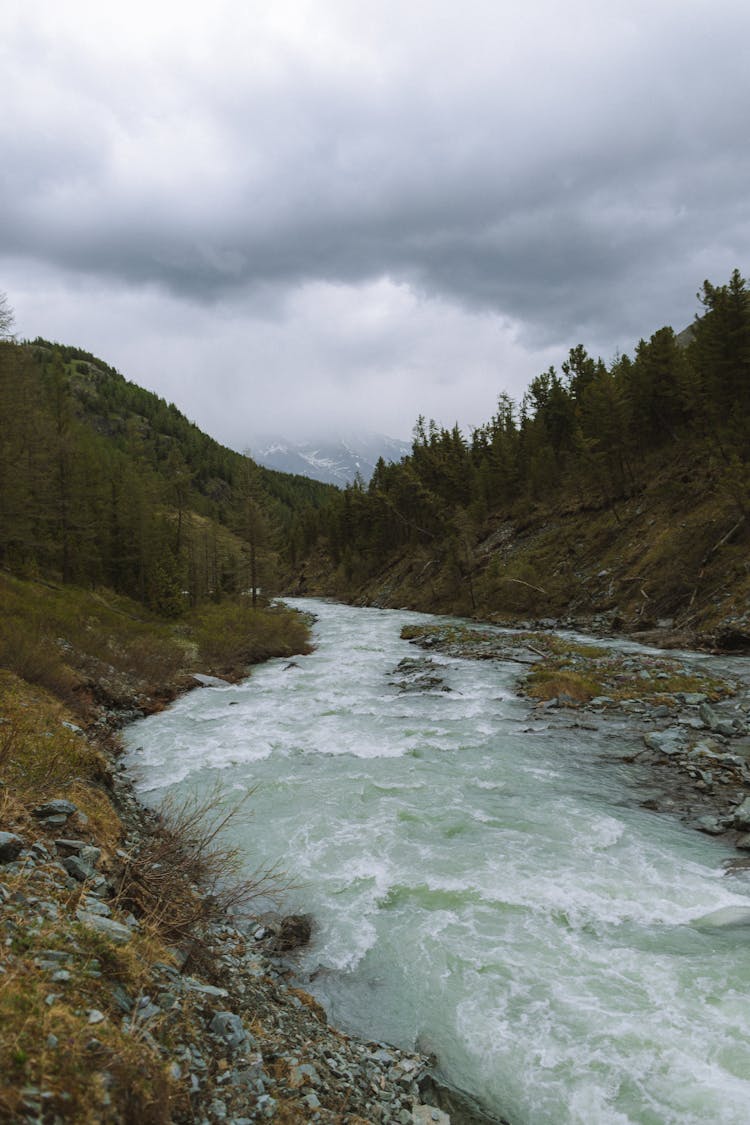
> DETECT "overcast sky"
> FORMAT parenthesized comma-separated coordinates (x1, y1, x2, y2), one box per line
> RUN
(4, 0, 749, 447)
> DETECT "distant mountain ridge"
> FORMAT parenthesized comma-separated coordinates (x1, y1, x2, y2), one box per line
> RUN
(248, 431, 412, 486)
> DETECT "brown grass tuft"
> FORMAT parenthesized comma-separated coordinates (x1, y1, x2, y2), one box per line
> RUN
(116, 785, 286, 962)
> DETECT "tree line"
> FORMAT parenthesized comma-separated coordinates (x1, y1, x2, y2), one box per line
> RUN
(0, 334, 333, 613)
(317, 269, 750, 589)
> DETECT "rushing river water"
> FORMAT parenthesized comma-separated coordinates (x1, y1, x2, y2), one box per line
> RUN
(124, 599, 750, 1124)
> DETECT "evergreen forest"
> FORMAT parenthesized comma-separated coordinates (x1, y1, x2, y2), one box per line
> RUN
(0, 338, 332, 614)
(312, 269, 750, 633)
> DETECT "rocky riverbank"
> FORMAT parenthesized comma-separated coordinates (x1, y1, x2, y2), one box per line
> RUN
(400, 621, 750, 855)
(0, 661, 466, 1123)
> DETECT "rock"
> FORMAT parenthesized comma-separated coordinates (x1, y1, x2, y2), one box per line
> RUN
(63, 855, 97, 882)
(81, 897, 111, 917)
(272, 914, 313, 952)
(75, 910, 132, 944)
(209, 1011, 248, 1050)
(695, 816, 725, 835)
(699, 702, 720, 731)
(413, 1106, 451, 1124)
(714, 628, 750, 653)
(0, 832, 24, 863)
(731, 797, 750, 830)
(32, 799, 77, 819)
(183, 978, 229, 998)
(255, 1094, 277, 1118)
(643, 730, 684, 756)
(54, 838, 89, 854)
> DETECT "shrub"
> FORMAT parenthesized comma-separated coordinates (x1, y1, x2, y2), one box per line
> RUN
(116, 785, 286, 961)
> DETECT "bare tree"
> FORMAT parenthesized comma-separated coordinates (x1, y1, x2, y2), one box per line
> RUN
(0, 292, 15, 340)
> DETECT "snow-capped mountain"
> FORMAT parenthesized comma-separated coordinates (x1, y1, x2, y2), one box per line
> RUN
(248, 431, 411, 487)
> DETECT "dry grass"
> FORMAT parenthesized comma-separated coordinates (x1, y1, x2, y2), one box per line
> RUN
(0, 909, 186, 1120)
(116, 785, 286, 960)
(0, 672, 110, 806)
(193, 600, 312, 675)
(524, 667, 602, 703)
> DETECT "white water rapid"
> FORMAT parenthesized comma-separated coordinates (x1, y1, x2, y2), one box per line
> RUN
(123, 599, 750, 1124)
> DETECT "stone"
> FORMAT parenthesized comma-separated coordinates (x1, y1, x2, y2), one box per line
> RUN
(699, 702, 720, 731)
(209, 1011, 248, 1050)
(732, 797, 750, 830)
(82, 897, 112, 917)
(272, 914, 313, 952)
(643, 729, 684, 756)
(255, 1094, 277, 1118)
(75, 910, 132, 944)
(32, 799, 77, 819)
(695, 816, 725, 835)
(63, 855, 96, 882)
(183, 978, 228, 998)
(413, 1106, 450, 1125)
(0, 832, 24, 863)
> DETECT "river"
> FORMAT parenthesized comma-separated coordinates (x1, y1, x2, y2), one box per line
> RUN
(123, 598, 750, 1124)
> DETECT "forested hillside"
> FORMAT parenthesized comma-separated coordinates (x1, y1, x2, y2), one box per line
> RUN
(0, 338, 332, 613)
(309, 270, 750, 644)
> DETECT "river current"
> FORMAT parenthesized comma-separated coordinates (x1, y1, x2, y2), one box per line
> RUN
(123, 599, 750, 1124)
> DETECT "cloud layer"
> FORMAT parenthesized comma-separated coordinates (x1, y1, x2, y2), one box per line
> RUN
(4, 0, 749, 444)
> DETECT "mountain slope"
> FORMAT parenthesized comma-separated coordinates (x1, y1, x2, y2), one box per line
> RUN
(298, 268, 750, 647)
(0, 339, 335, 610)
(249, 431, 411, 486)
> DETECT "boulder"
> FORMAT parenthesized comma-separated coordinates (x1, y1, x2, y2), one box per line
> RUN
(209, 1011, 249, 1050)
(643, 730, 685, 756)
(0, 831, 24, 863)
(75, 909, 132, 944)
(272, 914, 313, 952)
(731, 797, 750, 831)
(697, 697, 719, 733)
(32, 798, 77, 820)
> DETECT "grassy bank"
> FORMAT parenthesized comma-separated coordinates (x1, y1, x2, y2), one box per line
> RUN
(0, 571, 311, 717)
(0, 573, 312, 1121)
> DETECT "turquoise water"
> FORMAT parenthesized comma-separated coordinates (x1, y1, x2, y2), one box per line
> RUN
(124, 599, 750, 1124)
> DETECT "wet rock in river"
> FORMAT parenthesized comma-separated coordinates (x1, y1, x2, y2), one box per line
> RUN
(271, 913, 313, 952)
(390, 657, 449, 693)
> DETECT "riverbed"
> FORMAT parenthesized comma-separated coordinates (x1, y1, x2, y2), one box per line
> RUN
(123, 599, 750, 1124)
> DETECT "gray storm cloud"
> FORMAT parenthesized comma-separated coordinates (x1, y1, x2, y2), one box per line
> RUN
(3, 0, 750, 442)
